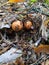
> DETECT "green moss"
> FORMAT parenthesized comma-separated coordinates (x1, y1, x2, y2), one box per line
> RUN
(28, 0, 37, 6)
(30, 0, 37, 3)
(44, 0, 49, 4)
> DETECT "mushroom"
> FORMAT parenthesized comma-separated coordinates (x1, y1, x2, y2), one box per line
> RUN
(24, 20, 32, 30)
(11, 20, 23, 32)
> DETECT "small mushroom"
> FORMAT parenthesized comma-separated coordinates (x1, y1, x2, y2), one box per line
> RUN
(24, 20, 32, 30)
(11, 20, 23, 32)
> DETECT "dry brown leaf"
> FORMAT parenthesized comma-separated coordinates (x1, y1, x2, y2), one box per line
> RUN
(34, 44, 49, 54)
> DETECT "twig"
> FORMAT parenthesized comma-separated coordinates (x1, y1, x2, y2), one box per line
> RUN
(0, 47, 10, 55)
(0, 1, 9, 7)
(0, 32, 13, 45)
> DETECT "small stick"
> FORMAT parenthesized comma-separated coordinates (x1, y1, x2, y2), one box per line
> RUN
(0, 46, 10, 55)
(0, 1, 9, 7)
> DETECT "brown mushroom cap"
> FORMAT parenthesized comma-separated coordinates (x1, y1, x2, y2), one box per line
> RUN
(11, 20, 23, 31)
(24, 20, 32, 30)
